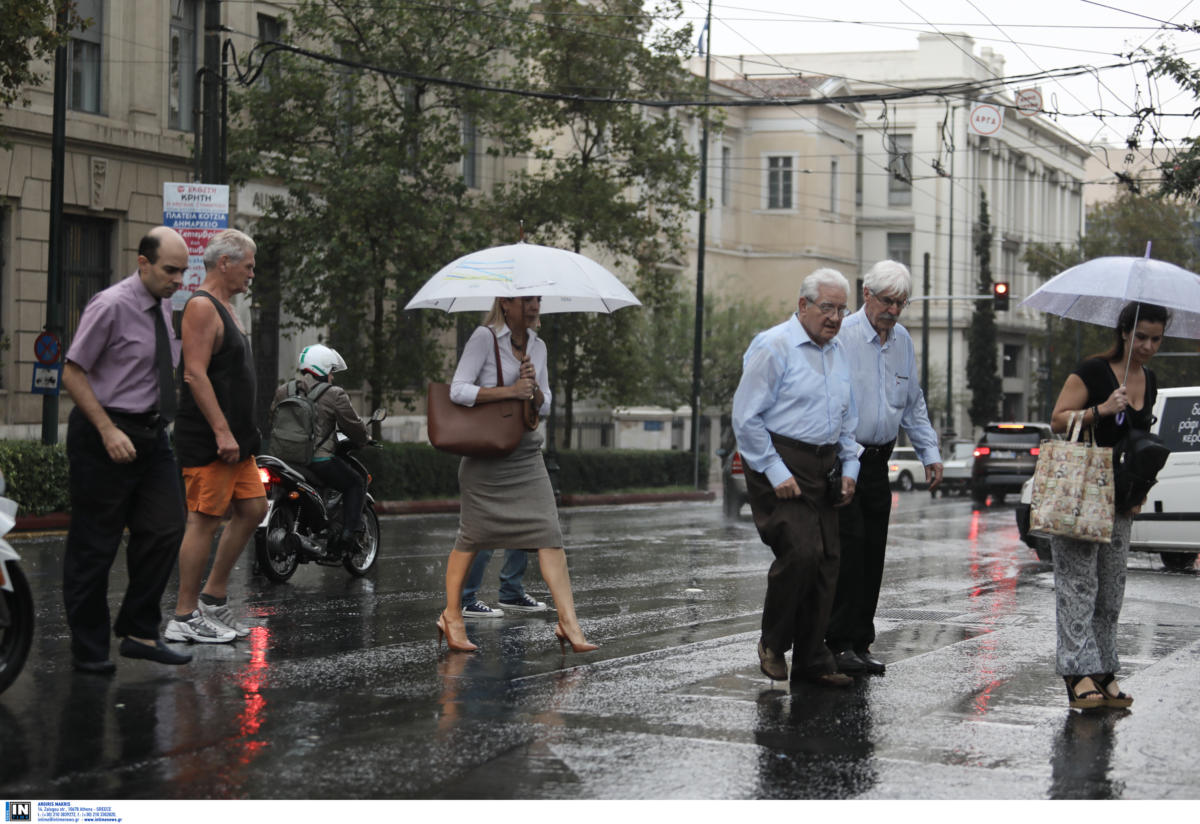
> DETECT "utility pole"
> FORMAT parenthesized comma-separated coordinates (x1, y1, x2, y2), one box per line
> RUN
(921, 252, 930, 396)
(41, 3, 70, 445)
(201, 0, 223, 183)
(944, 106, 956, 440)
(690, 0, 713, 489)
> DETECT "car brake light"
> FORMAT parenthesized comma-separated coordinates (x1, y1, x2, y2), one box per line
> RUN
(996, 423, 1025, 429)
(888, 462, 899, 472)
(1030, 447, 1040, 456)
(731, 452, 744, 475)
(974, 446, 990, 457)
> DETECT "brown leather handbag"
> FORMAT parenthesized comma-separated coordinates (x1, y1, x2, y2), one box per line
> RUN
(426, 328, 528, 459)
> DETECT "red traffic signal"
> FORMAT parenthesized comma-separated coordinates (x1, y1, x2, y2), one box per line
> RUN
(993, 281, 1010, 310)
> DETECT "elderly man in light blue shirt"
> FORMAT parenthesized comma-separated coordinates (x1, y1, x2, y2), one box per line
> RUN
(732, 268, 860, 688)
(827, 259, 942, 677)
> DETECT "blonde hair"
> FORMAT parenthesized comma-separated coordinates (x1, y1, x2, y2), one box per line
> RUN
(483, 298, 506, 331)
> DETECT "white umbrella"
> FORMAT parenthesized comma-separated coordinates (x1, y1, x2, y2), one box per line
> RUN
(1020, 252, 1200, 339)
(405, 243, 641, 314)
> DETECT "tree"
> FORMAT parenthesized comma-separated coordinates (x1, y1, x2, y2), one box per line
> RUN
(967, 187, 1001, 427)
(227, 0, 537, 415)
(0, 1, 84, 146)
(492, 0, 704, 447)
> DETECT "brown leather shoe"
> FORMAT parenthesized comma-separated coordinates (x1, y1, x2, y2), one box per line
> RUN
(796, 671, 854, 688)
(758, 641, 788, 681)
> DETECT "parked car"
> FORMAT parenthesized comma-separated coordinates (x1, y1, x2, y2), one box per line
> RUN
(888, 446, 925, 491)
(970, 422, 1052, 505)
(1017, 386, 1200, 571)
(717, 448, 748, 518)
(937, 440, 976, 497)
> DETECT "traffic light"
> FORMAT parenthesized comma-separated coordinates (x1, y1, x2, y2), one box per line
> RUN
(993, 281, 1010, 311)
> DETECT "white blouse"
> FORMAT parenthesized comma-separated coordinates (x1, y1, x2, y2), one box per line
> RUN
(449, 324, 552, 416)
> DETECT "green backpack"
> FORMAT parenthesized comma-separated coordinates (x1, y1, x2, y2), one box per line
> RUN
(268, 380, 332, 465)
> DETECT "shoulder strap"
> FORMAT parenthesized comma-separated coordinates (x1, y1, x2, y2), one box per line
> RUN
(286, 379, 299, 397)
(488, 326, 505, 386)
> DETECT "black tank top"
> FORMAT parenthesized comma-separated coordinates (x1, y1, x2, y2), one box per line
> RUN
(1072, 357, 1157, 448)
(174, 290, 261, 466)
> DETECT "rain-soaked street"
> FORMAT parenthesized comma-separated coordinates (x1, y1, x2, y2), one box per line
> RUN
(2, 492, 1199, 800)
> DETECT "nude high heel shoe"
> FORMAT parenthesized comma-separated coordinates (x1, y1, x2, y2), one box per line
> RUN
(554, 622, 598, 654)
(436, 611, 478, 652)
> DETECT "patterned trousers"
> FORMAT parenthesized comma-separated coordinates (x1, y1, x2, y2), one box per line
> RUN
(1051, 514, 1131, 676)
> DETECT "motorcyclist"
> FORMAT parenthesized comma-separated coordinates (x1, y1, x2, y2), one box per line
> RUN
(271, 344, 370, 553)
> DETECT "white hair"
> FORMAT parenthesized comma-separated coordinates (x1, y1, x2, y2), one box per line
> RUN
(800, 268, 851, 303)
(203, 228, 257, 269)
(863, 259, 911, 297)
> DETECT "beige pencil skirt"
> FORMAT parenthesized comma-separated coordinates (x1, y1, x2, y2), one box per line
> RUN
(453, 427, 563, 552)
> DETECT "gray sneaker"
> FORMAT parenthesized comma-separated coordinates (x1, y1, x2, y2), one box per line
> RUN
(164, 610, 237, 644)
(462, 600, 505, 619)
(199, 600, 251, 638)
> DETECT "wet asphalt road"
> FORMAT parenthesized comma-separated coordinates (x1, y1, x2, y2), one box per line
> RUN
(1, 492, 1199, 800)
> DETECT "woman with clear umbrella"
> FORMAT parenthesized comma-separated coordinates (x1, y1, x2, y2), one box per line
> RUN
(435, 295, 597, 655)
(1047, 300, 1167, 709)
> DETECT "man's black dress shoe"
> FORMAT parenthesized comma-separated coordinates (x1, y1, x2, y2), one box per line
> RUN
(72, 658, 116, 675)
(119, 637, 192, 665)
(834, 649, 867, 674)
(794, 671, 854, 688)
(857, 650, 886, 675)
(758, 640, 788, 681)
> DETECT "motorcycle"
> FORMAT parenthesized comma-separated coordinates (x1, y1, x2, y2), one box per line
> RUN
(0, 471, 32, 694)
(253, 409, 386, 583)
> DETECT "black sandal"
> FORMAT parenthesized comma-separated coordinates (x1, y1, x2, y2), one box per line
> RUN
(1064, 675, 1105, 709)
(1092, 673, 1134, 708)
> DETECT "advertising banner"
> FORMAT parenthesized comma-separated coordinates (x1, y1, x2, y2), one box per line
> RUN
(162, 183, 229, 310)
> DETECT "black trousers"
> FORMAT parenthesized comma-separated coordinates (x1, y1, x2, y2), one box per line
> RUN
(309, 456, 366, 533)
(62, 407, 185, 663)
(827, 455, 893, 653)
(745, 437, 841, 677)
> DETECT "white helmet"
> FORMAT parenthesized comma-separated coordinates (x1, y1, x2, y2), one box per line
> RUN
(298, 344, 347, 378)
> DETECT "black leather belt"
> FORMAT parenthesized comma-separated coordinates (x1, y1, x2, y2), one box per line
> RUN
(859, 441, 896, 462)
(105, 408, 165, 429)
(769, 431, 836, 457)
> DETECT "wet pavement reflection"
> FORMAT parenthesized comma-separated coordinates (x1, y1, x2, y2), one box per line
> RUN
(1, 495, 1198, 799)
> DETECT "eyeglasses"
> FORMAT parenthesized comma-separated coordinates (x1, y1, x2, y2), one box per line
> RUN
(811, 301, 850, 319)
(868, 290, 909, 310)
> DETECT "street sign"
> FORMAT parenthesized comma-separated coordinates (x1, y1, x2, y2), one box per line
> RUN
(32, 364, 62, 395)
(163, 182, 229, 310)
(1015, 88, 1042, 118)
(968, 102, 1004, 136)
(33, 330, 61, 366)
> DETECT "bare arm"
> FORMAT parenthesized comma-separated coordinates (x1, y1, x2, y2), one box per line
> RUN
(180, 297, 239, 463)
(63, 362, 136, 463)
(1050, 373, 1127, 434)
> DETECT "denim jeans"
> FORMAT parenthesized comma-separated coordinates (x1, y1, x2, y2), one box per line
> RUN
(461, 549, 529, 604)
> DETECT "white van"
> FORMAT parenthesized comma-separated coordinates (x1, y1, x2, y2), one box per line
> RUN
(1016, 386, 1200, 570)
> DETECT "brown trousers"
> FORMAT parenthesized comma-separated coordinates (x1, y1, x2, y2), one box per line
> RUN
(745, 436, 841, 677)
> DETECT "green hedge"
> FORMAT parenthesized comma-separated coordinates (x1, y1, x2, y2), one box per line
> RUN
(0, 441, 70, 516)
(359, 443, 708, 499)
(0, 439, 707, 514)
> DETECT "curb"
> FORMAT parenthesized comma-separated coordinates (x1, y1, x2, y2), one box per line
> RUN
(12, 490, 717, 532)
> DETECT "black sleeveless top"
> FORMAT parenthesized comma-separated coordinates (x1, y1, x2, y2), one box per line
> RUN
(174, 290, 261, 466)
(1072, 357, 1157, 449)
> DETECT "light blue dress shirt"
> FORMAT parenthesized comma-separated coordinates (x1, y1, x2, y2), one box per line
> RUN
(732, 314, 861, 488)
(840, 308, 940, 466)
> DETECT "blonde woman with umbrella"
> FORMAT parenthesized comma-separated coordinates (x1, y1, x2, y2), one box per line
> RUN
(435, 295, 597, 655)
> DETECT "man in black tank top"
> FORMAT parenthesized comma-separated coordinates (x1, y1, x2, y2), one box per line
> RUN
(165, 229, 267, 647)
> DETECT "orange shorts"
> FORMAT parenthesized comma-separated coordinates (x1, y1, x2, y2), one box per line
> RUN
(182, 456, 266, 516)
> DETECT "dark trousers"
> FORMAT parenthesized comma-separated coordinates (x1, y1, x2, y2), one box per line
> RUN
(309, 456, 366, 533)
(62, 408, 185, 663)
(745, 437, 841, 677)
(827, 455, 893, 653)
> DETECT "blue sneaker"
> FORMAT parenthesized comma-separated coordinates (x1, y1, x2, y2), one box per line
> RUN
(499, 593, 548, 613)
(462, 600, 505, 619)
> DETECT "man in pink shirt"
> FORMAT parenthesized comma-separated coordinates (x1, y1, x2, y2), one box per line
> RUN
(62, 226, 192, 672)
